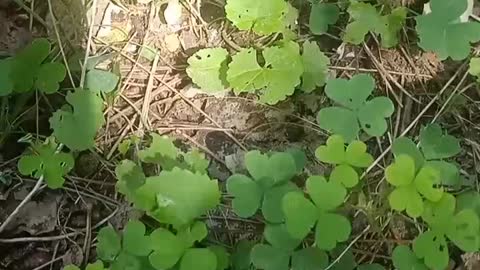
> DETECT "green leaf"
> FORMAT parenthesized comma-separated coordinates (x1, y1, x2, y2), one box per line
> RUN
(18, 140, 74, 189)
(391, 137, 425, 170)
(413, 230, 449, 270)
(123, 220, 151, 256)
(149, 228, 184, 270)
(286, 148, 306, 173)
(392, 245, 428, 270)
(309, 3, 339, 35)
(177, 221, 209, 248)
(0, 58, 13, 96)
(209, 245, 230, 270)
(425, 161, 461, 186)
(457, 191, 480, 217)
(291, 247, 329, 270)
(344, 2, 406, 47)
(183, 149, 209, 173)
(357, 264, 385, 270)
(251, 244, 290, 270)
(231, 240, 254, 270)
(315, 135, 373, 168)
(138, 134, 179, 168)
(301, 41, 329, 92)
(264, 224, 302, 251)
(97, 226, 121, 261)
(307, 176, 346, 211)
(419, 123, 461, 160)
(85, 261, 106, 270)
(50, 89, 105, 151)
(330, 164, 359, 188)
(261, 182, 298, 223)
(282, 192, 318, 239)
(469, 57, 480, 82)
(226, 174, 263, 218)
(136, 168, 220, 227)
(186, 48, 229, 92)
(110, 251, 143, 270)
(416, 0, 480, 60)
(329, 246, 357, 270)
(227, 41, 303, 104)
(115, 160, 146, 202)
(35, 62, 66, 94)
(245, 150, 297, 185)
(85, 69, 120, 93)
(180, 248, 217, 270)
(315, 212, 351, 250)
(318, 74, 394, 140)
(446, 209, 480, 251)
(64, 265, 80, 270)
(225, 0, 288, 35)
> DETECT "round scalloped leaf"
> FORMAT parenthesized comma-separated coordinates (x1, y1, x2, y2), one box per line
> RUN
(330, 164, 359, 188)
(282, 191, 318, 239)
(317, 107, 359, 142)
(49, 89, 105, 151)
(315, 212, 351, 251)
(419, 123, 461, 160)
(309, 3, 339, 35)
(413, 231, 449, 270)
(115, 160, 146, 202)
(357, 96, 394, 137)
(149, 228, 184, 270)
(96, 226, 121, 261)
(291, 247, 329, 270)
(138, 133, 179, 169)
(227, 48, 266, 93)
(392, 137, 425, 171)
(344, 2, 381, 45)
(226, 174, 262, 218)
(186, 48, 229, 92)
(135, 168, 220, 227)
(123, 220, 151, 256)
(262, 182, 298, 223)
(301, 41, 329, 92)
(225, 0, 288, 35)
(251, 244, 290, 270)
(392, 245, 428, 270)
(180, 248, 217, 270)
(306, 176, 346, 211)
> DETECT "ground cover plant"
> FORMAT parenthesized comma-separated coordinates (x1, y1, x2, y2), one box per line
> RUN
(1, 0, 480, 269)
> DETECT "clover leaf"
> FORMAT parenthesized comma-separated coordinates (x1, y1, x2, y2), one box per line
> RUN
(0, 58, 14, 96)
(301, 41, 330, 93)
(419, 123, 461, 160)
(49, 88, 105, 151)
(415, 0, 480, 60)
(227, 41, 303, 104)
(225, 0, 289, 35)
(226, 150, 299, 223)
(250, 224, 329, 270)
(456, 191, 480, 217)
(9, 38, 66, 93)
(208, 245, 230, 270)
(392, 137, 425, 170)
(97, 226, 122, 261)
(392, 245, 428, 270)
(315, 135, 374, 188)
(317, 74, 394, 141)
(18, 140, 74, 189)
(186, 48, 229, 92)
(282, 176, 351, 250)
(344, 2, 406, 48)
(231, 240, 255, 270)
(414, 193, 480, 270)
(149, 221, 218, 270)
(309, 2, 339, 35)
(386, 155, 443, 218)
(135, 167, 220, 227)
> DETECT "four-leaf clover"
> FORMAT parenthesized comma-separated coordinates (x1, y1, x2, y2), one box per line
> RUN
(226, 150, 299, 223)
(282, 176, 351, 250)
(317, 74, 394, 142)
(315, 135, 373, 188)
(386, 155, 443, 218)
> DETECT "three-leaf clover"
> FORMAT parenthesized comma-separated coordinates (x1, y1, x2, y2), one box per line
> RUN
(309, 2, 339, 35)
(413, 193, 480, 270)
(18, 140, 74, 189)
(386, 155, 443, 218)
(97, 220, 152, 270)
(344, 2, 406, 48)
(315, 135, 374, 188)
(226, 150, 299, 223)
(419, 123, 461, 160)
(415, 0, 480, 60)
(282, 176, 351, 250)
(301, 41, 330, 93)
(225, 0, 289, 35)
(49, 88, 105, 151)
(392, 245, 428, 270)
(250, 224, 329, 270)
(135, 167, 220, 227)
(317, 74, 394, 142)
(9, 38, 66, 93)
(186, 48, 229, 92)
(149, 221, 220, 270)
(115, 160, 146, 202)
(226, 41, 303, 104)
